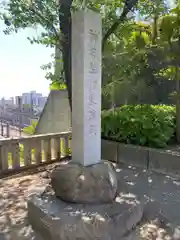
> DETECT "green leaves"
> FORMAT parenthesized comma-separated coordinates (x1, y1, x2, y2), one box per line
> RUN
(23, 120, 38, 135)
(1, 0, 59, 41)
(1, 0, 178, 105)
(137, 0, 169, 20)
(102, 105, 176, 148)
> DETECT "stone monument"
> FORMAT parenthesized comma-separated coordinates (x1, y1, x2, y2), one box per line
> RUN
(28, 9, 143, 240)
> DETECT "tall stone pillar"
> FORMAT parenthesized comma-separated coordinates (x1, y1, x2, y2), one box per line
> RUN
(51, 10, 117, 203)
(71, 10, 101, 166)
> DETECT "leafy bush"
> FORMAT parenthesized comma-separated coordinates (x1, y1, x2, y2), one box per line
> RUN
(23, 121, 37, 135)
(101, 105, 175, 148)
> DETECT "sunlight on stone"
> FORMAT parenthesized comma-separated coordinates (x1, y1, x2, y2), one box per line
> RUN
(108, 172, 115, 185)
(166, 150, 171, 153)
(82, 216, 91, 222)
(127, 181, 135, 186)
(173, 180, 180, 186)
(165, 175, 173, 180)
(148, 177, 152, 183)
(52, 217, 60, 220)
(139, 220, 171, 240)
(79, 175, 85, 181)
(144, 194, 154, 202)
(120, 193, 137, 198)
(61, 162, 68, 165)
(73, 210, 82, 216)
(116, 192, 137, 204)
(115, 197, 124, 203)
(96, 214, 105, 222)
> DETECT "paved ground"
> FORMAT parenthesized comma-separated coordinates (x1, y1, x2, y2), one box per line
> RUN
(0, 162, 180, 239)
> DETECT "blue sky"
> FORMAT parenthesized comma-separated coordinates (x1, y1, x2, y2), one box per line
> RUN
(0, 20, 53, 99)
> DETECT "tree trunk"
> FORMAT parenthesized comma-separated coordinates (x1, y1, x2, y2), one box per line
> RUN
(59, 0, 139, 110)
(175, 66, 180, 143)
(102, 0, 139, 50)
(59, 0, 73, 111)
(175, 37, 180, 143)
(152, 14, 158, 45)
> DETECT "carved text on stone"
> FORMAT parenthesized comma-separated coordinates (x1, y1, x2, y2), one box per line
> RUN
(87, 28, 100, 137)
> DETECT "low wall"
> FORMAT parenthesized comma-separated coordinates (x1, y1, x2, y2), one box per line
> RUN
(101, 139, 180, 176)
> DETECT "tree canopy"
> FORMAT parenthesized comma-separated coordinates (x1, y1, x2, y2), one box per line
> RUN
(0, 0, 178, 99)
(0, 0, 141, 108)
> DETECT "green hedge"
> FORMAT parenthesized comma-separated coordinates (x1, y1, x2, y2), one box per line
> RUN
(101, 105, 175, 148)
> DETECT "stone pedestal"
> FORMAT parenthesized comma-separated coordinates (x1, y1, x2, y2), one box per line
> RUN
(28, 184, 143, 240)
(28, 160, 144, 239)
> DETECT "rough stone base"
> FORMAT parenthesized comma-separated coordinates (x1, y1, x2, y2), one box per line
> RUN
(28, 190, 143, 240)
(51, 161, 118, 203)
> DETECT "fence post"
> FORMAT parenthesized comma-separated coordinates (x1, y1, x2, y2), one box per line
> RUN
(6, 124, 9, 137)
(1, 123, 3, 137)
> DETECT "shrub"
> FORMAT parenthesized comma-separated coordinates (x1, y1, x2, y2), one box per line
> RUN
(101, 105, 176, 148)
(23, 121, 37, 135)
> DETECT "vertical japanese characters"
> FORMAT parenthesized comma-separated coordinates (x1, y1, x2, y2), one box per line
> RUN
(87, 28, 100, 136)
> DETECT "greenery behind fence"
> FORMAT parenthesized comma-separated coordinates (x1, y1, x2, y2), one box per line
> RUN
(102, 105, 176, 148)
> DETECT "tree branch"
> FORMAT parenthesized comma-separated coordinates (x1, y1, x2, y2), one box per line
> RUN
(29, 6, 59, 40)
(102, 0, 139, 51)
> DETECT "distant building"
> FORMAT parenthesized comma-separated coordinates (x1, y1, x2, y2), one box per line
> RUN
(0, 98, 5, 106)
(0, 91, 47, 127)
(22, 91, 43, 106)
(15, 96, 21, 106)
(0, 104, 40, 127)
(0, 97, 14, 106)
(38, 96, 47, 108)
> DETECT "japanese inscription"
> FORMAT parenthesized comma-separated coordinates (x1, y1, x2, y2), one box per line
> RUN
(87, 28, 100, 137)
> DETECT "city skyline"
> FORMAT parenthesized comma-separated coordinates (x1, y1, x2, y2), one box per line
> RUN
(0, 90, 48, 100)
(0, 90, 48, 111)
